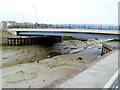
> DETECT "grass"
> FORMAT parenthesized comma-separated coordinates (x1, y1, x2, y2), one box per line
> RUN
(0, 29, 14, 37)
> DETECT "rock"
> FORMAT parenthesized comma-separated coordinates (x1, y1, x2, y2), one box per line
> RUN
(47, 55, 50, 58)
(97, 55, 101, 58)
(63, 47, 69, 49)
(37, 61, 39, 63)
(77, 57, 83, 60)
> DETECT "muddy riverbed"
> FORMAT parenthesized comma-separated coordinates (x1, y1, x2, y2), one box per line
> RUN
(2, 45, 103, 88)
(1, 38, 109, 88)
(1, 39, 107, 68)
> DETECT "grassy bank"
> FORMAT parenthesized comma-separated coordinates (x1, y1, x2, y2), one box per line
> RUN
(0, 29, 14, 37)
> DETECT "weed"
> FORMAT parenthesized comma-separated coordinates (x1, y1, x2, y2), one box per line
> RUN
(47, 64, 70, 69)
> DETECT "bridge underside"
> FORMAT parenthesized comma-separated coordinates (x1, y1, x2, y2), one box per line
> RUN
(17, 31, 120, 39)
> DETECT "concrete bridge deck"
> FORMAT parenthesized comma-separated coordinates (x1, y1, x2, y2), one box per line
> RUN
(9, 28, 120, 39)
(10, 28, 119, 34)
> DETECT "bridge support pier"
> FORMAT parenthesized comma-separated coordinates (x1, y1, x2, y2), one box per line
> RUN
(6, 36, 62, 46)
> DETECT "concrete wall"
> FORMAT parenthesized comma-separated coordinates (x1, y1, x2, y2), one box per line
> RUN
(101, 44, 112, 55)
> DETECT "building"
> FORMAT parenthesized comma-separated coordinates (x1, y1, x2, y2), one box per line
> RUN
(1, 21, 17, 28)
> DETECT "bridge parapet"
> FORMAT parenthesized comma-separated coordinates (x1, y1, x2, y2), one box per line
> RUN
(8, 24, 119, 30)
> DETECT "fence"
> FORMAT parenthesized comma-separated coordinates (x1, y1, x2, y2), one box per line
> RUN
(7, 24, 119, 30)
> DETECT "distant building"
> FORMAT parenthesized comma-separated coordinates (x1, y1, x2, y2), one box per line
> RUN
(0, 22, 3, 29)
(15, 22, 34, 28)
(1, 21, 35, 28)
(24, 22, 34, 25)
(1, 21, 17, 28)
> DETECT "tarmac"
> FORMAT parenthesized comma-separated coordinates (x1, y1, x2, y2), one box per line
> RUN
(55, 50, 119, 88)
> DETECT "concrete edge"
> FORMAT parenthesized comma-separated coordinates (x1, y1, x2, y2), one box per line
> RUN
(43, 50, 118, 88)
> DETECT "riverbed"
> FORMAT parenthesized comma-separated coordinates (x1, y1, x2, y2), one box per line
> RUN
(1, 42, 105, 88)
(1, 38, 109, 88)
(1, 39, 107, 68)
(2, 45, 102, 88)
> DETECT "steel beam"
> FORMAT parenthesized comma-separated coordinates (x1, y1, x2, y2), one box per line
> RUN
(17, 31, 120, 39)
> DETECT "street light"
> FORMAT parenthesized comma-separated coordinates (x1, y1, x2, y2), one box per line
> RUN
(32, 7, 37, 24)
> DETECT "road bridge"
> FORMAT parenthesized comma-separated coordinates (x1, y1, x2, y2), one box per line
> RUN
(9, 28, 120, 39)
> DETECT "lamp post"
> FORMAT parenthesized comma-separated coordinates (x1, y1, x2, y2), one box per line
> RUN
(32, 7, 37, 24)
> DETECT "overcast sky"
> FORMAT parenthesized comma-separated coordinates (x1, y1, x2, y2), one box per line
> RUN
(0, 0, 119, 24)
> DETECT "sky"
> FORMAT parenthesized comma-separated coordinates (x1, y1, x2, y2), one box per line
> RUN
(0, 0, 119, 24)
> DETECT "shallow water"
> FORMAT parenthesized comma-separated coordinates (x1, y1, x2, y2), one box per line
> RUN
(79, 45, 102, 59)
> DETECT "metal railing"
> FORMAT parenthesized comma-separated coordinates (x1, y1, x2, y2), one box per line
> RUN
(6, 24, 120, 30)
